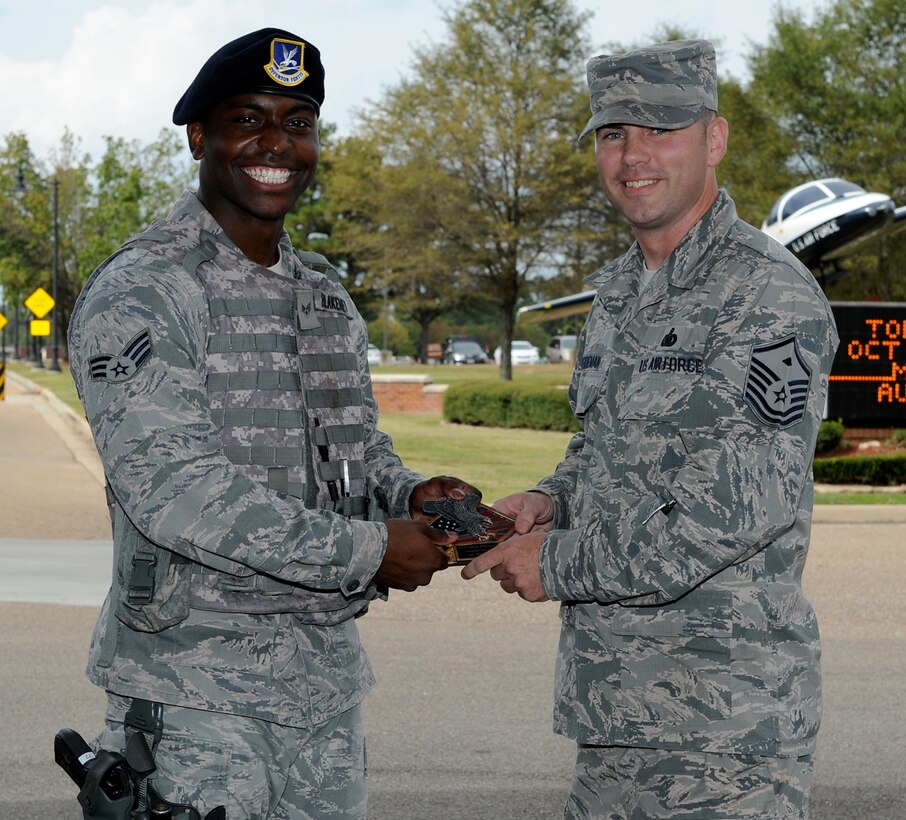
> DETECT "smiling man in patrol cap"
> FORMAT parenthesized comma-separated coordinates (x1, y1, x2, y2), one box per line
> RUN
(463, 39, 838, 819)
(68, 27, 476, 818)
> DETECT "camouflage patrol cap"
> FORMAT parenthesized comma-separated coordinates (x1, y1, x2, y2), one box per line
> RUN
(579, 39, 717, 139)
(173, 28, 325, 125)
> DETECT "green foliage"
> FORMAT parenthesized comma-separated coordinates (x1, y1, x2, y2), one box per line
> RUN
(366, 315, 416, 357)
(5, 0, 906, 357)
(0, 128, 192, 358)
(813, 454, 906, 486)
(444, 381, 578, 432)
(816, 419, 845, 454)
(327, 0, 613, 373)
(747, 0, 906, 299)
(716, 78, 805, 229)
(892, 429, 906, 447)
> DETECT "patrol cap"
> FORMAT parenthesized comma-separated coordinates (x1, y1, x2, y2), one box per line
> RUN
(579, 39, 717, 139)
(173, 28, 325, 125)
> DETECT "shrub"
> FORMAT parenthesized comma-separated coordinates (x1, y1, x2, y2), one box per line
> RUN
(892, 429, 906, 447)
(444, 382, 578, 432)
(813, 454, 906, 486)
(816, 419, 845, 454)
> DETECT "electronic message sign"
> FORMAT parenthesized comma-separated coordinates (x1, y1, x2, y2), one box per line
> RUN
(827, 302, 906, 425)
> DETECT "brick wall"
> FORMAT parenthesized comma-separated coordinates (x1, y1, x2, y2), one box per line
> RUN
(370, 374, 446, 415)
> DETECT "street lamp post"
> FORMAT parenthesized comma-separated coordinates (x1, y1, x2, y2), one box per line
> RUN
(48, 177, 61, 371)
(15, 167, 61, 370)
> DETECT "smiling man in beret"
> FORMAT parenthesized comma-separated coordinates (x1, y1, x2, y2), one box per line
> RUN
(68, 28, 474, 817)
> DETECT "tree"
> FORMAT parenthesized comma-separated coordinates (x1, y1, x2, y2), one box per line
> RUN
(0, 128, 192, 359)
(747, 0, 906, 298)
(327, 132, 481, 361)
(716, 78, 806, 230)
(329, 0, 622, 377)
(78, 130, 192, 287)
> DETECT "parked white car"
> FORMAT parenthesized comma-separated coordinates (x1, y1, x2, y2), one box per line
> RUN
(367, 344, 382, 366)
(494, 340, 541, 366)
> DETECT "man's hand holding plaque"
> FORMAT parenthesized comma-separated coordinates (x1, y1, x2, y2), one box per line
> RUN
(421, 493, 516, 565)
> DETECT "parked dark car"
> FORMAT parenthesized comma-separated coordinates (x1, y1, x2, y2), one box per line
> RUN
(443, 338, 488, 364)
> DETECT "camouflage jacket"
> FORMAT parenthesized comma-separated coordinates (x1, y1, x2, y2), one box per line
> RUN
(68, 192, 425, 728)
(534, 191, 839, 756)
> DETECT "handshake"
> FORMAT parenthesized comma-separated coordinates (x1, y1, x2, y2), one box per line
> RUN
(377, 476, 552, 603)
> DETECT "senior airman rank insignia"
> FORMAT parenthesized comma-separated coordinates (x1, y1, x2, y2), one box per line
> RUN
(295, 290, 320, 330)
(744, 336, 811, 427)
(89, 329, 152, 383)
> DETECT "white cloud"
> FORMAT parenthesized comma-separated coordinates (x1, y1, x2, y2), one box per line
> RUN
(0, 0, 823, 161)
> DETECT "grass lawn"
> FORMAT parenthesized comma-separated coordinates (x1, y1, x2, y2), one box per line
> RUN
(378, 412, 570, 501)
(6, 358, 903, 504)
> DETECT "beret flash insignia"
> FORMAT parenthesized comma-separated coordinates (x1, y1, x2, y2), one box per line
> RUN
(89, 329, 153, 383)
(264, 37, 309, 87)
(744, 336, 811, 427)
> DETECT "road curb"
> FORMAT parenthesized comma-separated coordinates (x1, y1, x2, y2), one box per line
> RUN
(6, 368, 105, 488)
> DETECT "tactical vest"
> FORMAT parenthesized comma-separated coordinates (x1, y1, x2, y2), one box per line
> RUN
(104, 224, 377, 626)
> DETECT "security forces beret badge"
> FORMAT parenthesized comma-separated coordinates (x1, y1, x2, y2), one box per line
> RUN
(264, 37, 309, 87)
(89, 329, 153, 383)
(744, 336, 811, 427)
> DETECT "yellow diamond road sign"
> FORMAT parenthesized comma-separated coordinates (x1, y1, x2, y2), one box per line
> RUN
(0, 312, 7, 332)
(25, 287, 55, 319)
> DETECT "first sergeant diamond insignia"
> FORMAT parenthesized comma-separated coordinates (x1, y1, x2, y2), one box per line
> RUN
(744, 335, 812, 428)
(89, 329, 153, 383)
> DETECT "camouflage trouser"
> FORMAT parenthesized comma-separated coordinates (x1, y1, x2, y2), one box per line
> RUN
(97, 693, 367, 819)
(564, 745, 813, 819)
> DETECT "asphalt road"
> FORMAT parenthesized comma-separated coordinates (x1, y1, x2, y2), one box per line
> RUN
(1, 371, 904, 819)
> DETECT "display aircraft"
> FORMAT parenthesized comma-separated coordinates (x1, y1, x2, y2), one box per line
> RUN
(517, 177, 906, 323)
(760, 178, 906, 272)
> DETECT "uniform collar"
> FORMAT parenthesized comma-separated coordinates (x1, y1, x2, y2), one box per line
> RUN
(169, 190, 296, 269)
(585, 189, 737, 293)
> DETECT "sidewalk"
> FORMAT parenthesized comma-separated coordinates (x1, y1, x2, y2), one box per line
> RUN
(1, 371, 904, 819)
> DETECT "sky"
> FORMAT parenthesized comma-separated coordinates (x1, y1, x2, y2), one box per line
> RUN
(0, 0, 829, 162)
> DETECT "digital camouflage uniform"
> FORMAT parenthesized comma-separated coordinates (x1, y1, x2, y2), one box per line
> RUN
(534, 191, 838, 817)
(68, 191, 425, 815)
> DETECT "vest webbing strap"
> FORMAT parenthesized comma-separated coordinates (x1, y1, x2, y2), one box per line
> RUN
(265, 471, 306, 499)
(318, 459, 366, 482)
(267, 467, 288, 494)
(207, 371, 302, 391)
(297, 250, 339, 281)
(211, 408, 306, 428)
(333, 495, 370, 517)
(285, 482, 306, 499)
(313, 423, 366, 446)
(307, 387, 363, 409)
(209, 297, 294, 318)
(308, 316, 350, 336)
(299, 352, 357, 372)
(183, 233, 219, 276)
(207, 333, 297, 354)
(223, 446, 306, 467)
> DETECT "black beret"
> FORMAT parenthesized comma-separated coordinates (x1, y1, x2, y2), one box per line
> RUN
(172, 28, 325, 125)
